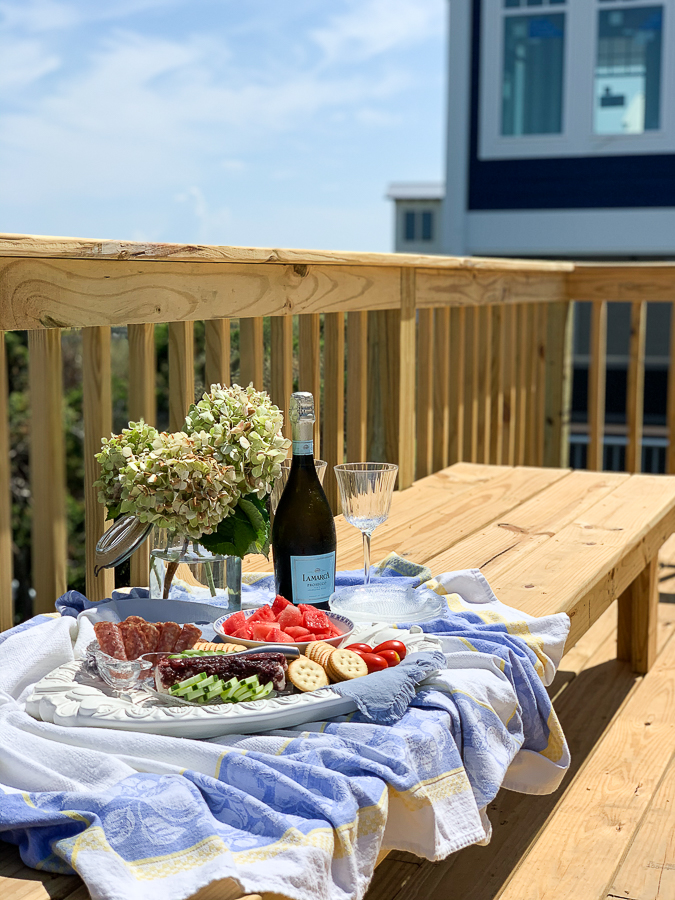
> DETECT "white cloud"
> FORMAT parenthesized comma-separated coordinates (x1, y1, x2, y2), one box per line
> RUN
(0, 38, 60, 89)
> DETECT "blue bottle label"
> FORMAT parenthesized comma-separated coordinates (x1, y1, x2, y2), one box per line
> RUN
(292, 440, 313, 455)
(290, 552, 335, 604)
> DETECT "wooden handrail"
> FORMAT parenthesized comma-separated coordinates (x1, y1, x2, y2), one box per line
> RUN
(1, 233, 675, 627)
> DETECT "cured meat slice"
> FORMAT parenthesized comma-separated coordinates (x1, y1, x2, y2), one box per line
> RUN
(156, 622, 182, 652)
(155, 652, 287, 693)
(172, 623, 202, 653)
(138, 622, 159, 653)
(118, 622, 145, 660)
(94, 622, 127, 660)
(124, 616, 146, 625)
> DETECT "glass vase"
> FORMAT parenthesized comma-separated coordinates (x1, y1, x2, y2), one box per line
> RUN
(148, 528, 241, 611)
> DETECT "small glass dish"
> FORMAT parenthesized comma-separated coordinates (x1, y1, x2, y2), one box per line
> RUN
(85, 641, 153, 692)
(329, 584, 445, 624)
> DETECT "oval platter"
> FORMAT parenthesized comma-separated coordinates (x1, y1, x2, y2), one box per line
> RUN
(25, 659, 357, 739)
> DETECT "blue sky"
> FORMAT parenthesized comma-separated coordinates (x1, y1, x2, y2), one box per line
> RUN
(0, 0, 446, 252)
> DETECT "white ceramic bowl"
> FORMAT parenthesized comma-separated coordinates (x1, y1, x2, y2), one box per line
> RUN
(213, 608, 354, 651)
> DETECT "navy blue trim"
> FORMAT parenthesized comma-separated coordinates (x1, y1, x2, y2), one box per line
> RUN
(468, 0, 675, 211)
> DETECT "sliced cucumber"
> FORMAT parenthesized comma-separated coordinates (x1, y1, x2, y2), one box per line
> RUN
(219, 678, 239, 701)
(170, 672, 208, 694)
(248, 681, 273, 701)
(202, 681, 225, 701)
(183, 685, 208, 701)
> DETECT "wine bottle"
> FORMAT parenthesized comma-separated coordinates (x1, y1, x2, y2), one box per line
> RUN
(272, 392, 336, 609)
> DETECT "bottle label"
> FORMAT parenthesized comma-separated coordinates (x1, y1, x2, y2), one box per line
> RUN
(290, 552, 335, 604)
(292, 440, 313, 455)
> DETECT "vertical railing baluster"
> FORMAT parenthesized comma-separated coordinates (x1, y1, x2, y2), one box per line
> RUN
(0, 334, 13, 630)
(416, 308, 434, 479)
(299, 314, 322, 457)
(168, 321, 195, 432)
(346, 311, 367, 462)
(535, 303, 548, 467)
(544, 301, 574, 468)
(127, 323, 156, 587)
(83, 327, 114, 602)
(667, 302, 675, 474)
(323, 312, 345, 512)
(271, 316, 293, 441)
(463, 306, 478, 462)
(477, 305, 492, 464)
(515, 304, 529, 466)
(588, 301, 607, 471)
(239, 318, 264, 390)
(433, 307, 451, 473)
(29, 330, 67, 613)
(205, 319, 230, 388)
(398, 268, 417, 490)
(489, 304, 504, 465)
(448, 306, 465, 464)
(626, 302, 647, 473)
(502, 304, 517, 465)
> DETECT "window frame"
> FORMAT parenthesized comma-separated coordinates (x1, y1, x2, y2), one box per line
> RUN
(479, 0, 675, 160)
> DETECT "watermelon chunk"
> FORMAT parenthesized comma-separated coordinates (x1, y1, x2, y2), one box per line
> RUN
(232, 625, 253, 640)
(268, 627, 294, 644)
(271, 594, 291, 616)
(222, 610, 247, 635)
(284, 626, 313, 640)
(252, 622, 277, 642)
(303, 609, 330, 632)
(278, 605, 303, 630)
(249, 605, 276, 624)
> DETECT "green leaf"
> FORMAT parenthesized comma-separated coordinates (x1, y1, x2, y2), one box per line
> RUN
(199, 495, 270, 559)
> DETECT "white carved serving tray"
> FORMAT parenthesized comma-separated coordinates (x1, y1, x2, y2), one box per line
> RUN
(25, 659, 357, 739)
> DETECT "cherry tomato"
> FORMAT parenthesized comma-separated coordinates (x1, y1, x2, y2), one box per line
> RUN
(373, 640, 407, 660)
(344, 643, 373, 654)
(353, 652, 389, 673)
(377, 649, 401, 667)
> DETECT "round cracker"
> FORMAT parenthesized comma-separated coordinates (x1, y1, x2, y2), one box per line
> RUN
(327, 648, 368, 682)
(288, 657, 330, 692)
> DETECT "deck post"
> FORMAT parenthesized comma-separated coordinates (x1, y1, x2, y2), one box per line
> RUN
(617, 554, 659, 673)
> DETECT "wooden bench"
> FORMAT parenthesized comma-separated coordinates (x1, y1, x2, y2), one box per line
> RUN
(3, 462, 675, 900)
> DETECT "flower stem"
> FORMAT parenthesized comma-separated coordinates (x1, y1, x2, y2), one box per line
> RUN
(163, 536, 189, 599)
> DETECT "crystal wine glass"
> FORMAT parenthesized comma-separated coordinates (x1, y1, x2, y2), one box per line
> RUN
(334, 462, 398, 585)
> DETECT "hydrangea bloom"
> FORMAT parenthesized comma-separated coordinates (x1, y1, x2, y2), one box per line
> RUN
(95, 420, 160, 510)
(183, 383, 290, 498)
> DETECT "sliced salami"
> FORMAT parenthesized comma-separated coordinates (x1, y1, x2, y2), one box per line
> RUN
(172, 623, 202, 653)
(94, 622, 127, 660)
(124, 616, 146, 626)
(156, 622, 182, 652)
(118, 622, 145, 660)
(138, 622, 160, 653)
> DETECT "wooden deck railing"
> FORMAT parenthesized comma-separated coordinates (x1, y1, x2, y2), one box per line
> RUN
(0, 235, 673, 628)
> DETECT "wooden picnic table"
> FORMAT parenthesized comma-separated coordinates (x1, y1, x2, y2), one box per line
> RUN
(3, 462, 675, 900)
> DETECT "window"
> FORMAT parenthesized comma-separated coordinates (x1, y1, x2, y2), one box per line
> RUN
(402, 210, 434, 242)
(502, 13, 566, 135)
(594, 6, 663, 134)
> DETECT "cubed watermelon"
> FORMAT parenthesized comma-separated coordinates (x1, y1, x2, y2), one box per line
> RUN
(232, 625, 253, 640)
(278, 605, 303, 630)
(284, 626, 313, 640)
(271, 594, 291, 616)
(252, 622, 277, 642)
(272, 630, 294, 644)
(222, 610, 247, 635)
(303, 609, 330, 632)
(249, 605, 276, 624)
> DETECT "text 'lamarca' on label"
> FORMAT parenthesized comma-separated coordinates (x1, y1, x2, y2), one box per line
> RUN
(290, 552, 335, 604)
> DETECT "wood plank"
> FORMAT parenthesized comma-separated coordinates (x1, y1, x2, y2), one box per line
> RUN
(0, 842, 82, 900)
(83, 327, 115, 603)
(334, 465, 568, 570)
(299, 313, 322, 457)
(433, 307, 451, 472)
(0, 334, 13, 630)
(515, 305, 529, 466)
(416, 268, 568, 309)
(127, 322, 156, 587)
(617, 555, 659, 673)
(476, 305, 491, 464)
(425, 469, 626, 578)
(398, 269, 416, 490)
(448, 307, 465, 464)
(489, 474, 675, 649)
(607, 750, 675, 900)
(463, 306, 478, 463)
(567, 263, 675, 304)
(497, 630, 675, 900)
(544, 300, 573, 469)
(239, 317, 263, 390)
(588, 301, 608, 471)
(270, 316, 293, 441)
(168, 320, 194, 432)
(28, 330, 67, 613)
(626, 302, 647, 474)
(415, 308, 434, 480)
(667, 302, 675, 475)
(489, 304, 503, 465)
(535, 303, 547, 467)
(502, 304, 517, 466)
(204, 318, 230, 388)
(0, 258, 403, 330)
(323, 312, 345, 512)
(347, 310, 368, 462)
(523, 304, 537, 466)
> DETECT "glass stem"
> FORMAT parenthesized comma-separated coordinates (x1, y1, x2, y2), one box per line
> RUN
(363, 531, 371, 585)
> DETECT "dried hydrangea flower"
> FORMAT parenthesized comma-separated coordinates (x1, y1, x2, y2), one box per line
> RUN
(95, 420, 160, 510)
(183, 383, 290, 498)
